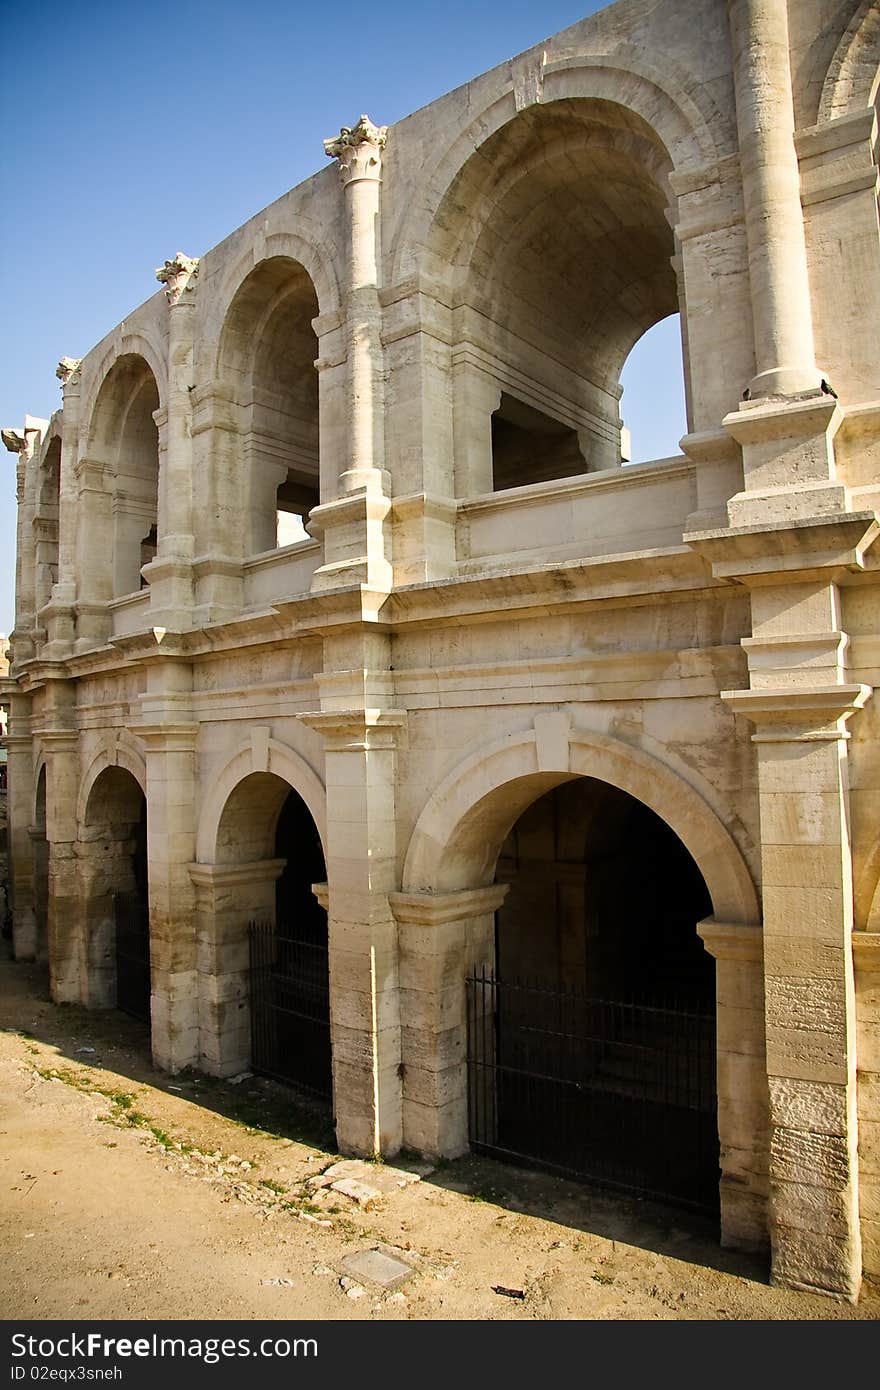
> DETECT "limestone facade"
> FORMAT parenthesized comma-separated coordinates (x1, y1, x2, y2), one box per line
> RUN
(2, 0, 879, 1300)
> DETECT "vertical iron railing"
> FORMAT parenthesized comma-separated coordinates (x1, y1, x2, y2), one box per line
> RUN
(248, 919, 332, 1101)
(114, 891, 151, 1024)
(466, 967, 718, 1214)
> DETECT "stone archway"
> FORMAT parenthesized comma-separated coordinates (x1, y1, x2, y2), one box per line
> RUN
(190, 755, 329, 1093)
(79, 763, 149, 1021)
(395, 717, 766, 1249)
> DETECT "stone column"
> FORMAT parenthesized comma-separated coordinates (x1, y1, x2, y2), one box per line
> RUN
(2, 425, 40, 665)
(311, 116, 392, 592)
(189, 860, 285, 1076)
(41, 725, 81, 1004)
(189, 382, 245, 623)
(727, 0, 823, 398)
(2, 694, 36, 960)
(853, 932, 880, 1281)
(698, 918, 769, 1252)
(301, 708, 405, 1156)
(41, 359, 82, 658)
(390, 885, 508, 1157)
(146, 254, 199, 629)
(137, 653, 199, 1072)
(687, 514, 878, 1299)
(722, 683, 869, 1298)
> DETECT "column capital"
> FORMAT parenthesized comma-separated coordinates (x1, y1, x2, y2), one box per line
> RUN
(156, 252, 200, 305)
(389, 884, 509, 926)
(697, 916, 763, 963)
(324, 114, 387, 186)
(55, 357, 82, 389)
(188, 859, 285, 891)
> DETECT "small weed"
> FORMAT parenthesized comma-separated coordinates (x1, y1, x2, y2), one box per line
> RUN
(592, 1273, 614, 1286)
(258, 1178, 287, 1195)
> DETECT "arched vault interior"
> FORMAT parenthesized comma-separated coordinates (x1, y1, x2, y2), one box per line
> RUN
(430, 99, 684, 484)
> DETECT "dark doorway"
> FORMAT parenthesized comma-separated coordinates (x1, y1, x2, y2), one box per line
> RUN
(249, 789, 331, 1101)
(468, 777, 719, 1214)
(114, 795, 150, 1023)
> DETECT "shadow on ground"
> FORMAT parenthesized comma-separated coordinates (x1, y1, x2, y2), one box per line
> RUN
(0, 948, 768, 1283)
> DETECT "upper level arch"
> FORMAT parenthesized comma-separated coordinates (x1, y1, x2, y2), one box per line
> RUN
(85, 352, 161, 597)
(818, 0, 880, 123)
(390, 53, 722, 287)
(213, 252, 323, 552)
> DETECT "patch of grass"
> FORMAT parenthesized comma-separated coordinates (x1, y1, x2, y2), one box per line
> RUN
(592, 1273, 614, 1286)
(258, 1178, 287, 1195)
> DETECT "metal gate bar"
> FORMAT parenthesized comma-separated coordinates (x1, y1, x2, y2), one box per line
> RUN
(467, 967, 719, 1213)
(249, 919, 332, 1101)
(114, 891, 151, 1024)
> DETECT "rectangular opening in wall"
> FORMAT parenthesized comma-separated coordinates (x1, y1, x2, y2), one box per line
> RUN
(491, 393, 588, 492)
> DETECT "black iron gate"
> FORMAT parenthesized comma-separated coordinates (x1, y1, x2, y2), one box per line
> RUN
(114, 891, 151, 1024)
(248, 920, 332, 1101)
(467, 969, 719, 1213)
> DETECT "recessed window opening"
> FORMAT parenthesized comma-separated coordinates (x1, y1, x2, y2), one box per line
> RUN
(491, 393, 588, 491)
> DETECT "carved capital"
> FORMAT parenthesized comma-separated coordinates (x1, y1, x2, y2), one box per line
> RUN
(324, 113, 387, 185)
(156, 252, 200, 305)
(56, 357, 82, 388)
(1, 428, 28, 455)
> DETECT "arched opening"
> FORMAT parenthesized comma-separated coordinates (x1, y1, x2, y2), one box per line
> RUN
(82, 766, 149, 1022)
(469, 776, 719, 1215)
(32, 766, 48, 963)
(619, 313, 688, 465)
(217, 257, 320, 553)
(33, 436, 61, 631)
(212, 771, 330, 1100)
(432, 99, 687, 494)
(88, 355, 161, 599)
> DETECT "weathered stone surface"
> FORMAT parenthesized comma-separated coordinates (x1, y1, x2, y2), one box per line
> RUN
(3, 0, 879, 1303)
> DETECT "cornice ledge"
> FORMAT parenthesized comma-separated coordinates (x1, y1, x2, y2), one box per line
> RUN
(697, 917, 763, 962)
(188, 859, 286, 890)
(389, 884, 509, 926)
(721, 683, 871, 735)
(852, 932, 880, 975)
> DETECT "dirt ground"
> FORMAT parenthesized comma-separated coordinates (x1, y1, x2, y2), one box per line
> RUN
(1, 950, 877, 1323)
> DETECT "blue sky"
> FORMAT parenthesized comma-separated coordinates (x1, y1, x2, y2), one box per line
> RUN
(0, 0, 687, 639)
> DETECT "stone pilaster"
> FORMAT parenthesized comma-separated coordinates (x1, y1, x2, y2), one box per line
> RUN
(41, 359, 82, 658)
(144, 254, 199, 628)
(189, 860, 285, 1076)
(312, 116, 392, 591)
(698, 918, 769, 1252)
(688, 512, 878, 1299)
(3, 424, 42, 666)
(137, 655, 199, 1071)
(300, 706, 405, 1156)
(726, 0, 823, 398)
(853, 933, 880, 1280)
(3, 691, 36, 960)
(390, 885, 508, 1157)
(40, 726, 81, 1004)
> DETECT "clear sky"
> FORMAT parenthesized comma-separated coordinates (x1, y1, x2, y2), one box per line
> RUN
(0, 0, 687, 640)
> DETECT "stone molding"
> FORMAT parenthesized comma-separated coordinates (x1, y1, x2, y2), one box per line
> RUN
(299, 709, 407, 752)
(721, 682, 872, 740)
(389, 884, 509, 926)
(188, 859, 286, 891)
(697, 917, 763, 962)
(852, 932, 880, 975)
